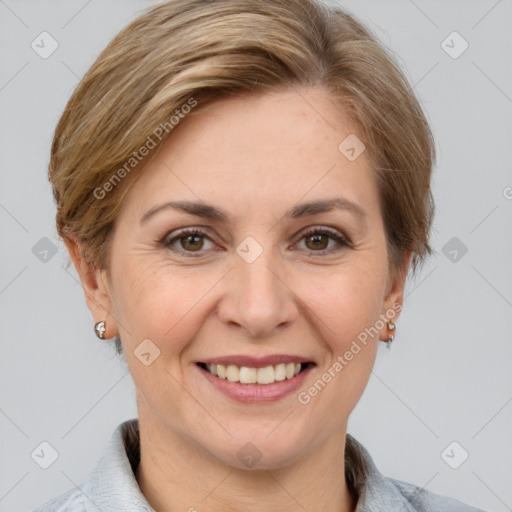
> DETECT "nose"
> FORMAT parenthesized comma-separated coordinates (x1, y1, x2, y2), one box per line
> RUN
(216, 246, 298, 339)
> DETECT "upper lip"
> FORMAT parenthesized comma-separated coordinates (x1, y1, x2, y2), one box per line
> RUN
(199, 354, 315, 368)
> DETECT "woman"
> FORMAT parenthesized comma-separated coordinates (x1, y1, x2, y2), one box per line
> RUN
(33, 0, 485, 510)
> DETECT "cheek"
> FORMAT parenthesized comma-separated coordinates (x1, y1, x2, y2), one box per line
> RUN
(293, 258, 387, 343)
(298, 263, 384, 414)
(113, 259, 215, 349)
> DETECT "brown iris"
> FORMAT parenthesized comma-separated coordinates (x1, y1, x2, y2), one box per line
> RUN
(180, 234, 204, 251)
(305, 233, 329, 251)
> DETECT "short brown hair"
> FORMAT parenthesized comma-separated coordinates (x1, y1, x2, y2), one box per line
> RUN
(50, 0, 435, 286)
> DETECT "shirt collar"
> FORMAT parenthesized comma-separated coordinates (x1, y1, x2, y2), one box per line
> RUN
(82, 419, 152, 511)
(345, 432, 417, 511)
(82, 418, 416, 512)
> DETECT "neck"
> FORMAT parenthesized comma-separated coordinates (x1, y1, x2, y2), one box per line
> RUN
(134, 416, 358, 512)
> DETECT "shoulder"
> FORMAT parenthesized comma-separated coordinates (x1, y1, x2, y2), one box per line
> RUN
(31, 418, 147, 512)
(387, 477, 486, 512)
(345, 433, 486, 512)
(31, 487, 85, 512)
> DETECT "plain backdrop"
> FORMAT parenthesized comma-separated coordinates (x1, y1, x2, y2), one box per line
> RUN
(1, 0, 511, 511)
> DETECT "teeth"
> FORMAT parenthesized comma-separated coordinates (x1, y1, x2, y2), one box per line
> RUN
(239, 366, 257, 384)
(204, 362, 305, 384)
(257, 366, 274, 384)
(216, 364, 226, 379)
(226, 364, 239, 382)
(274, 363, 286, 381)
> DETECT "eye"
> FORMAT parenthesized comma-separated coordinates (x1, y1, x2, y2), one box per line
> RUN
(162, 226, 351, 257)
(294, 227, 351, 255)
(163, 228, 214, 256)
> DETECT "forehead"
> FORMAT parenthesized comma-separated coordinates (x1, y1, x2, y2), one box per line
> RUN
(120, 86, 380, 223)
(168, 86, 362, 161)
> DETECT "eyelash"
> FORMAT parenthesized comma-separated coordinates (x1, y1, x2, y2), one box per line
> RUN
(161, 227, 351, 257)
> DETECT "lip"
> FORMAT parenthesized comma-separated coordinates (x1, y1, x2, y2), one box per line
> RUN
(199, 354, 314, 368)
(196, 361, 315, 403)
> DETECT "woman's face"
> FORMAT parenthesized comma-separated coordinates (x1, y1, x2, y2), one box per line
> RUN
(88, 86, 407, 469)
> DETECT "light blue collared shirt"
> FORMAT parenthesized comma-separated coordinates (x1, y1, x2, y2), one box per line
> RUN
(33, 418, 485, 511)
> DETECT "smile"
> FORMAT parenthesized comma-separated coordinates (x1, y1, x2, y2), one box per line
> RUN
(196, 354, 316, 402)
(197, 362, 312, 385)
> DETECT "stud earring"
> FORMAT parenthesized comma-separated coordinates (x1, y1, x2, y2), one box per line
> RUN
(386, 321, 395, 346)
(94, 320, 107, 339)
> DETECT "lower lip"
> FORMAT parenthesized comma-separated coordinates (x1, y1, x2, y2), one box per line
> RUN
(197, 364, 314, 403)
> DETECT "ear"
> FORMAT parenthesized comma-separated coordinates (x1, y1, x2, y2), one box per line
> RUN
(64, 236, 119, 339)
(379, 250, 412, 336)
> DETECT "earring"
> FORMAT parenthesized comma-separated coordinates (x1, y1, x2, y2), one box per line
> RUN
(386, 320, 395, 346)
(94, 320, 107, 339)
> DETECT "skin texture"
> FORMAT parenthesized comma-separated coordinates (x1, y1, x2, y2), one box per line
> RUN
(67, 86, 410, 512)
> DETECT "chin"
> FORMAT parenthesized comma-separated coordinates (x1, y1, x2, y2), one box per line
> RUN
(206, 430, 310, 471)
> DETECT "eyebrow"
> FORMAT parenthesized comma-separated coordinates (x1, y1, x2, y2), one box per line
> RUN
(140, 197, 367, 225)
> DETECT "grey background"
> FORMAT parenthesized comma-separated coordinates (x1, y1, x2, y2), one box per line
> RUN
(1, 0, 511, 510)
